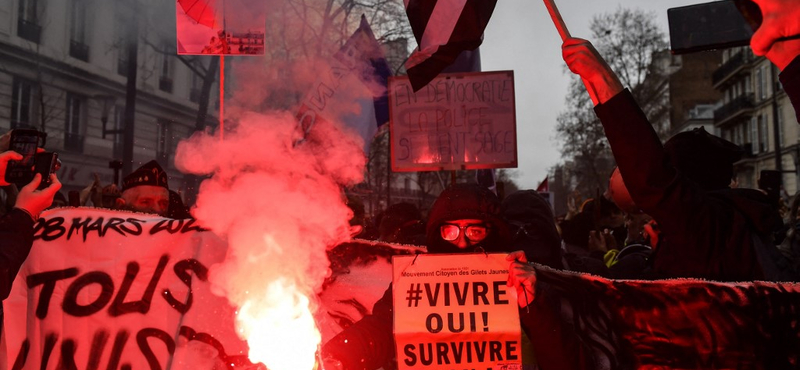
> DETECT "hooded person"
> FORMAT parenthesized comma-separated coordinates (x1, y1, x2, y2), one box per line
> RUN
(425, 183, 511, 255)
(321, 184, 590, 370)
(116, 160, 170, 216)
(501, 190, 563, 269)
(563, 37, 788, 281)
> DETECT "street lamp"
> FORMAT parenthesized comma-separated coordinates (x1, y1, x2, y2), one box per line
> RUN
(92, 94, 119, 139)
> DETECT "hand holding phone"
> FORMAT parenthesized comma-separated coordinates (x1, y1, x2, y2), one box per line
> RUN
(15, 173, 62, 220)
(33, 152, 61, 190)
(4, 129, 46, 187)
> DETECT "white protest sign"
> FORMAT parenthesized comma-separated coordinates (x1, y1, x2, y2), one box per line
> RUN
(0, 208, 257, 370)
(389, 71, 517, 172)
(392, 253, 521, 370)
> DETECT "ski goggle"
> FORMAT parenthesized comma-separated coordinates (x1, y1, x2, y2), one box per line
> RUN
(440, 223, 488, 242)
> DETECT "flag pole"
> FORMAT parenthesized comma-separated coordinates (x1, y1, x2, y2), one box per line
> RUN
(542, 0, 598, 104)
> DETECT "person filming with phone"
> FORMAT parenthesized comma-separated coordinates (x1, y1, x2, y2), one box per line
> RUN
(0, 130, 61, 315)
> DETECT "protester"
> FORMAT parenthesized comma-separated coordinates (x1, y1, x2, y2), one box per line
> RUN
(116, 160, 170, 216)
(560, 23, 800, 281)
(47, 191, 67, 209)
(559, 195, 623, 275)
(560, 196, 624, 251)
(0, 143, 62, 333)
(321, 183, 589, 370)
(100, 183, 121, 209)
(600, 167, 658, 279)
(501, 190, 563, 269)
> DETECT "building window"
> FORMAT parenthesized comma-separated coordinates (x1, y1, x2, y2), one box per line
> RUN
(156, 119, 171, 165)
(158, 43, 174, 93)
(777, 105, 784, 147)
(69, 0, 90, 61)
(755, 68, 764, 101)
(759, 115, 769, 152)
(745, 75, 752, 94)
(17, 0, 41, 43)
(761, 66, 770, 100)
(751, 118, 759, 154)
(64, 93, 85, 152)
(11, 77, 35, 129)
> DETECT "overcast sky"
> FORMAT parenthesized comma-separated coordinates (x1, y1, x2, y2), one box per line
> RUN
(481, 0, 702, 189)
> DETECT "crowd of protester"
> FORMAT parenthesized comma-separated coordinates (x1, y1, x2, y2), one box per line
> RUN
(321, 0, 800, 368)
(2, 0, 798, 367)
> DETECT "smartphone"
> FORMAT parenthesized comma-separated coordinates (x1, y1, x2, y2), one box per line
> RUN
(668, 0, 762, 54)
(33, 152, 60, 189)
(5, 129, 44, 187)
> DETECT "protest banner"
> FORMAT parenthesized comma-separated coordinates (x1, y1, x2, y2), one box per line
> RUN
(392, 253, 522, 370)
(7, 207, 798, 370)
(0, 208, 255, 370)
(389, 71, 517, 172)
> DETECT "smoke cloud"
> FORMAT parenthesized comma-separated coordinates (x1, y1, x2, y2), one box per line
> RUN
(175, 102, 366, 368)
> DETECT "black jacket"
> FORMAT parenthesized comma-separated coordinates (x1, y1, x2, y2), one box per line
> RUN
(595, 89, 784, 281)
(0, 208, 36, 332)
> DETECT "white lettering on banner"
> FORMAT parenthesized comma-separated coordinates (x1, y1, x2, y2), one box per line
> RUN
(392, 253, 522, 370)
(0, 208, 256, 370)
(389, 71, 518, 172)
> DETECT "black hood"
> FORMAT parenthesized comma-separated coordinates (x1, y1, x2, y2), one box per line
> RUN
(425, 184, 510, 254)
(501, 190, 563, 268)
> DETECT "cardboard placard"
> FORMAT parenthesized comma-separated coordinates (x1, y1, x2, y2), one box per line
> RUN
(392, 253, 522, 370)
(389, 71, 517, 172)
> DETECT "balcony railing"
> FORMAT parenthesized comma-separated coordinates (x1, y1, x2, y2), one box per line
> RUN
(714, 93, 755, 124)
(64, 132, 84, 152)
(69, 40, 90, 62)
(159, 77, 173, 93)
(17, 19, 41, 44)
(712, 52, 753, 86)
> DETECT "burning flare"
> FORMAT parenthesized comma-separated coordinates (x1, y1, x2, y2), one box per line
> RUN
(237, 279, 320, 370)
(175, 110, 365, 370)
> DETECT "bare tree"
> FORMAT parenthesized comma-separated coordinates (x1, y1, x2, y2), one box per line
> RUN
(556, 7, 668, 197)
